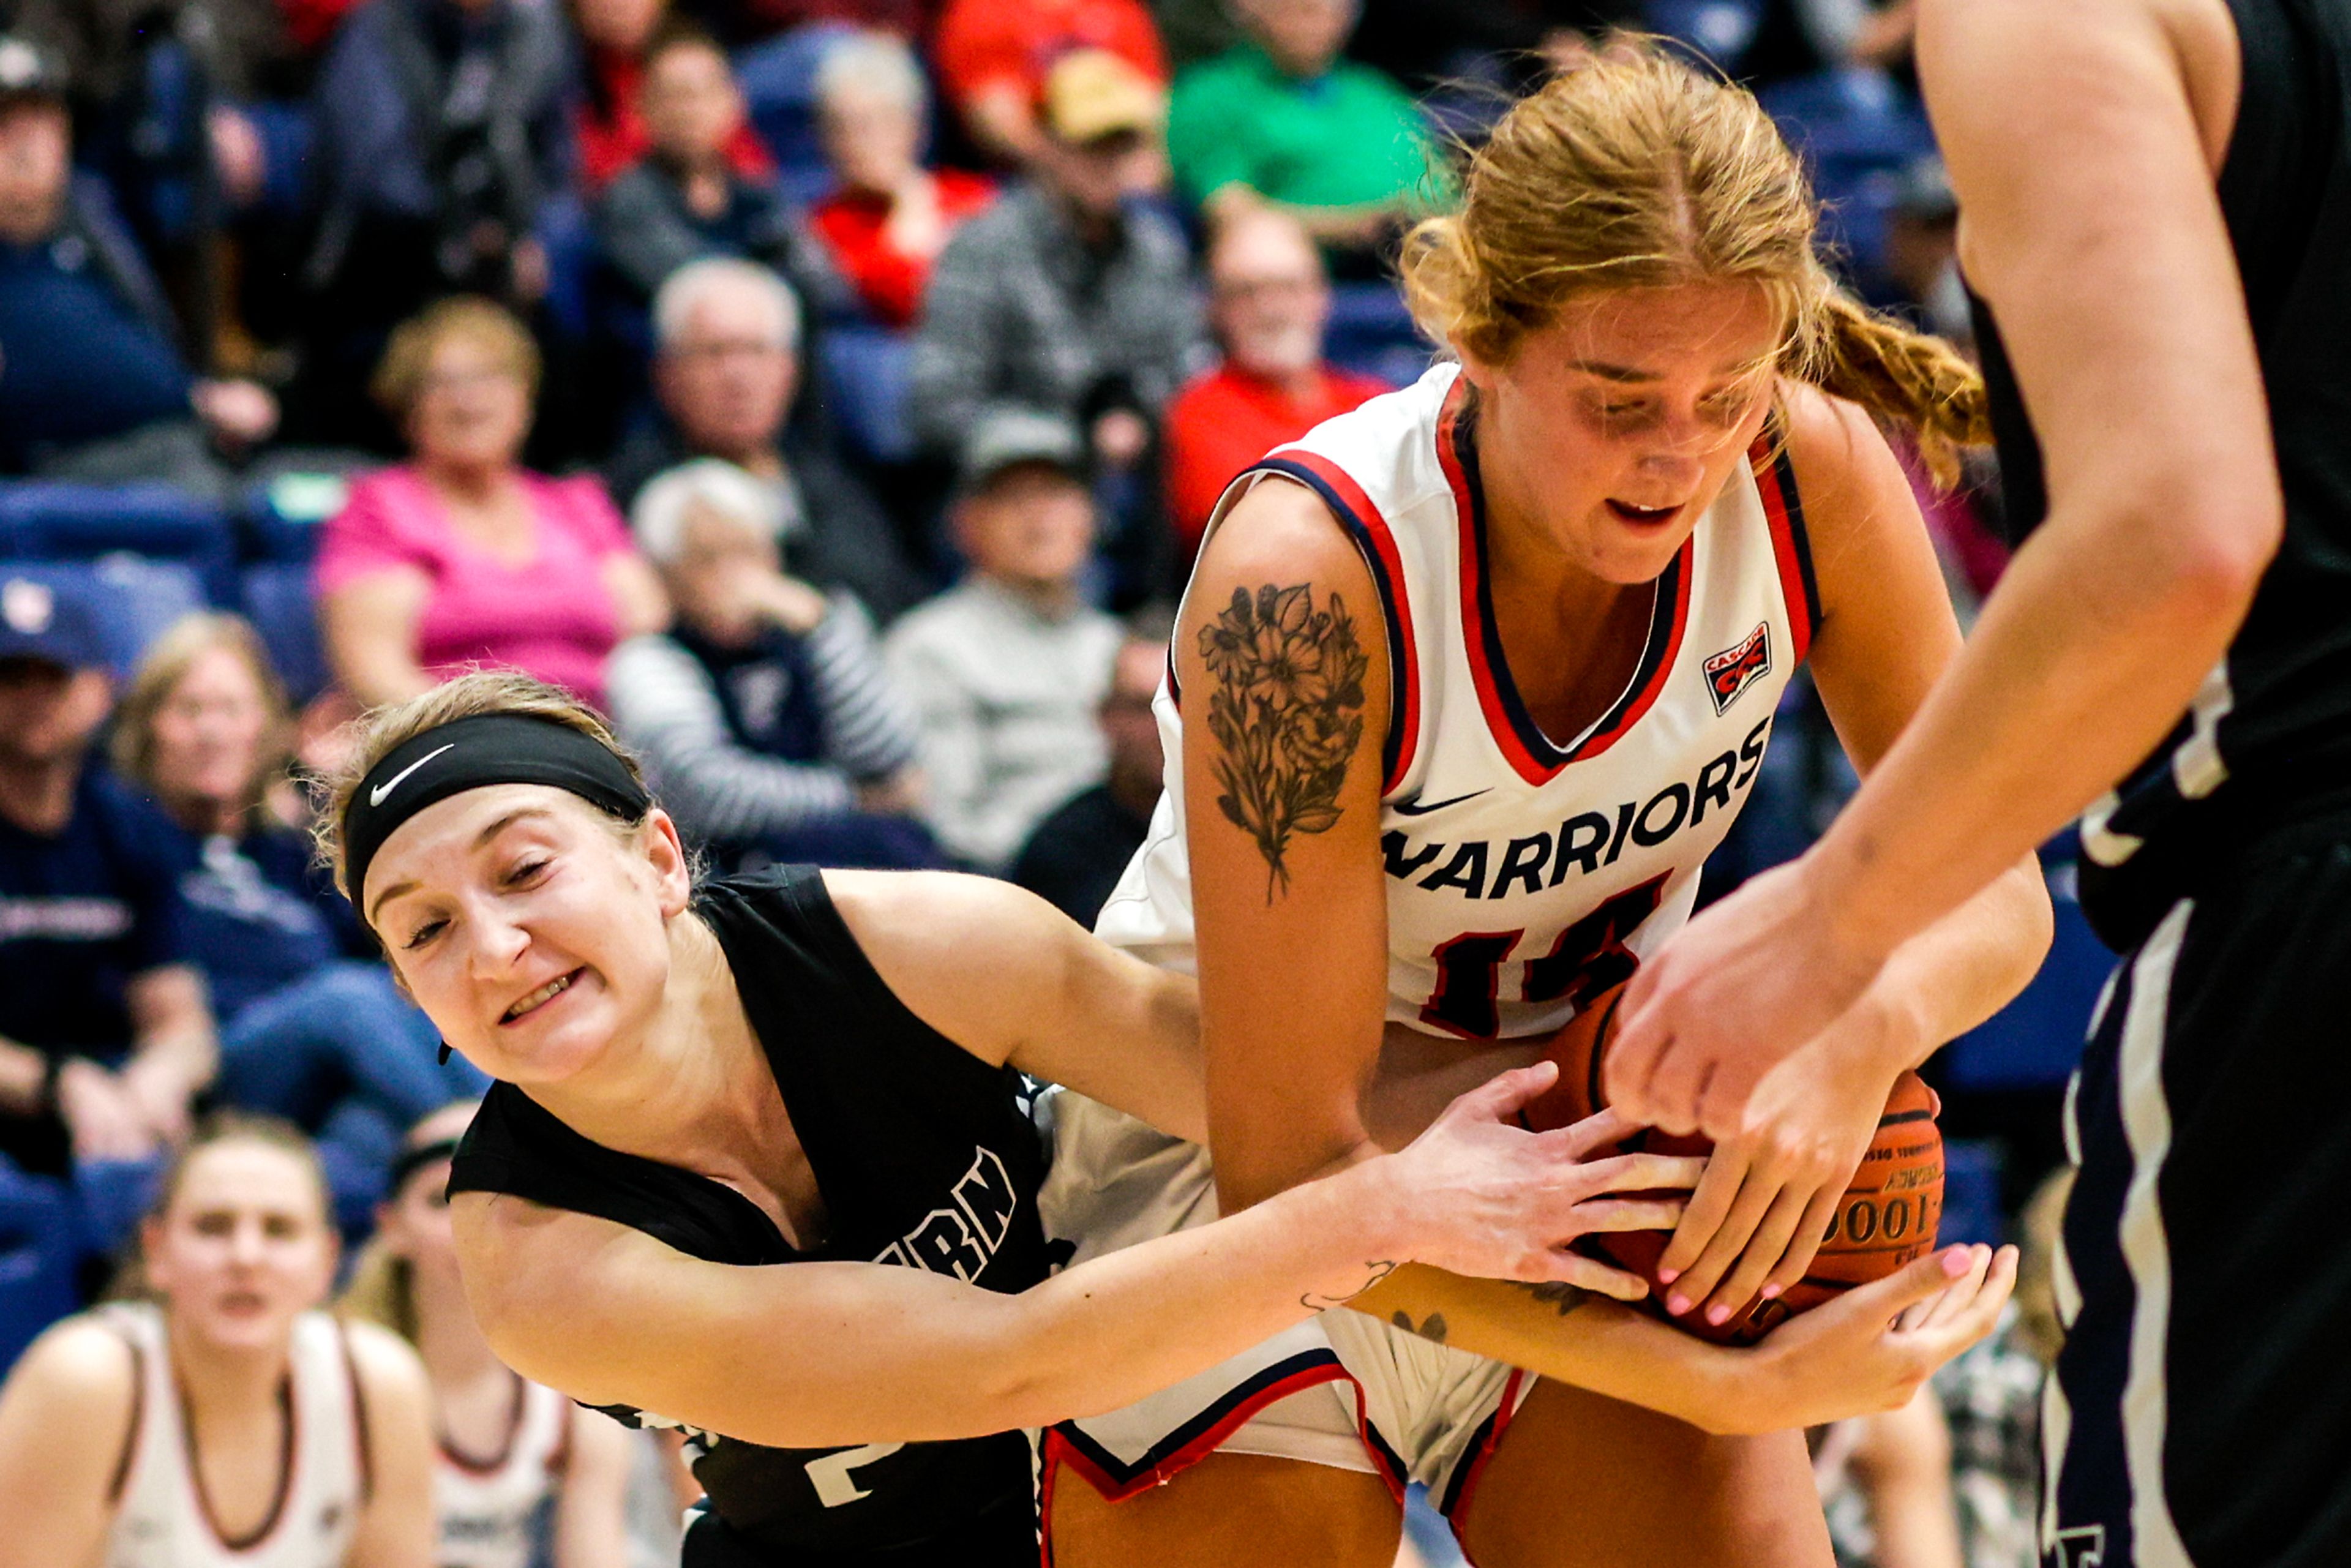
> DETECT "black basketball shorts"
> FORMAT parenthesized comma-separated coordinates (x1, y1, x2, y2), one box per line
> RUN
(2044, 823, 2351, 1568)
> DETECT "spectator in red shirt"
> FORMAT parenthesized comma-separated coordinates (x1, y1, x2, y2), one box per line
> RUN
(932, 0, 1166, 170)
(571, 0, 773, 190)
(1161, 208, 1390, 561)
(808, 30, 995, 328)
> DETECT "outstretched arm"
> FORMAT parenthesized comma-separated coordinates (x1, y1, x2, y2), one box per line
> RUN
(455, 1066, 1687, 1450)
(1608, 0, 2274, 1132)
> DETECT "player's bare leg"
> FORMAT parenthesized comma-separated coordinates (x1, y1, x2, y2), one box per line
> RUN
(1047, 1452, 1402, 1568)
(1463, 1381, 1831, 1567)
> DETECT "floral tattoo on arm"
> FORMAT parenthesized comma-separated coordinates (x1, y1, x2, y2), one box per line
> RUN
(1199, 583, 1370, 901)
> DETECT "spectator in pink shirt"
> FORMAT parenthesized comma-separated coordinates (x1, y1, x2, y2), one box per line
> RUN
(315, 298, 670, 713)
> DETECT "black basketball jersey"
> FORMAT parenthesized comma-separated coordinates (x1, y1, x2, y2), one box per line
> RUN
(1970, 0, 2351, 950)
(446, 866, 1052, 1566)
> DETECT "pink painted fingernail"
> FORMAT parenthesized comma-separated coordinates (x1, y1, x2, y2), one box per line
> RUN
(1666, 1293, 1691, 1316)
(1705, 1304, 1732, 1326)
(1760, 1283, 1783, 1300)
(1655, 1267, 1680, 1285)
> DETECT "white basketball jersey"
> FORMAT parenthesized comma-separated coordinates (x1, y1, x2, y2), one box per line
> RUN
(1098, 363, 1820, 1038)
(437, 1376, 572, 1568)
(102, 1302, 366, 1568)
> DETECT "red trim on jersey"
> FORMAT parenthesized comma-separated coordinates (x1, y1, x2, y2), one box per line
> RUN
(184, 1367, 301, 1551)
(1749, 431, 1820, 664)
(1436, 383, 1695, 782)
(1439, 1368, 1528, 1548)
(1040, 1360, 1355, 1504)
(1256, 450, 1423, 794)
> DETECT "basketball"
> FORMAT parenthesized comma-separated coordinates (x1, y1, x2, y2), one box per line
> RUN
(1521, 983, 1946, 1346)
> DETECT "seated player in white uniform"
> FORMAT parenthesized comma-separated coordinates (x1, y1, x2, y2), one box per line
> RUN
(341, 1104, 636, 1568)
(0, 1114, 437, 1567)
(1041, 43, 2050, 1568)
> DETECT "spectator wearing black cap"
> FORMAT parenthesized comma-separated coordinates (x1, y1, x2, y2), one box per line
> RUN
(0, 34, 278, 486)
(883, 412, 1122, 871)
(0, 574, 217, 1179)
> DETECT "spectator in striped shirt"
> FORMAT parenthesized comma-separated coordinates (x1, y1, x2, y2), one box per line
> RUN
(605, 459, 943, 872)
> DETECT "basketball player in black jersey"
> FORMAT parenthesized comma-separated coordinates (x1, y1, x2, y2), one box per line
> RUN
(1609, 2, 2351, 1565)
(321, 670, 2016, 1567)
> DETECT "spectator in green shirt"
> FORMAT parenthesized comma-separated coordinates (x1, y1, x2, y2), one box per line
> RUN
(1166, 0, 1436, 262)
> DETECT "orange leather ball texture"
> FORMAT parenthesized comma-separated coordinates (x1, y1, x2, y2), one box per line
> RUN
(1518, 983, 1944, 1346)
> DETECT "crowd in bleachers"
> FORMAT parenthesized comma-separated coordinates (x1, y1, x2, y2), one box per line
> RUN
(0, 1, 2115, 1562)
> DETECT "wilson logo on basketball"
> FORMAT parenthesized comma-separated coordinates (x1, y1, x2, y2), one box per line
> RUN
(1703, 623, 1773, 715)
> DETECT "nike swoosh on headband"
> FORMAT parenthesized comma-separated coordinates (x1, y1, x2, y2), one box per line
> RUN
(1392, 788, 1491, 817)
(369, 743, 456, 807)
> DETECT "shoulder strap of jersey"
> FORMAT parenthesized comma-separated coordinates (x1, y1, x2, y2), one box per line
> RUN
(1747, 416, 1823, 662)
(447, 1082, 794, 1264)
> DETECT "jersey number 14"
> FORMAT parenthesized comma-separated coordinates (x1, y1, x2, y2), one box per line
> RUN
(1419, 876, 1667, 1039)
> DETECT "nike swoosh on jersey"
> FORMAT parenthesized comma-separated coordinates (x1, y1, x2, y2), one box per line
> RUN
(369, 743, 455, 807)
(1391, 788, 1492, 817)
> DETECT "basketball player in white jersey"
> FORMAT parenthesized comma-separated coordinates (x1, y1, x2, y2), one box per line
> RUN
(1043, 47, 2050, 1566)
(0, 1114, 435, 1567)
(342, 1104, 636, 1568)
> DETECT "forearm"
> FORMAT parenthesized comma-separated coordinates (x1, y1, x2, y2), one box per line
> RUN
(1858, 853, 2052, 1073)
(1347, 1266, 1760, 1435)
(131, 1018, 217, 1099)
(997, 1160, 1412, 1428)
(1808, 511, 2262, 959)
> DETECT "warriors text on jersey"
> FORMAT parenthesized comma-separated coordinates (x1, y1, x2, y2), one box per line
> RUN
(447, 866, 1052, 1567)
(1101, 362, 1820, 1037)
(99, 1302, 369, 1568)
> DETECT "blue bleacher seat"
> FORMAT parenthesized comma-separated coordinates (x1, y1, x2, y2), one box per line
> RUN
(1940, 1138, 2006, 1248)
(1645, 0, 1765, 70)
(0, 558, 206, 680)
(735, 23, 861, 210)
(0, 481, 236, 604)
(820, 324, 918, 467)
(539, 191, 601, 345)
(240, 561, 331, 703)
(244, 473, 353, 563)
(1760, 69, 1937, 284)
(0, 1164, 80, 1376)
(1324, 282, 1432, 390)
(1943, 836, 2113, 1092)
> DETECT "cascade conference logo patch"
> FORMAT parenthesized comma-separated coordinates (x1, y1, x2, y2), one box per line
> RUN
(1703, 622, 1773, 715)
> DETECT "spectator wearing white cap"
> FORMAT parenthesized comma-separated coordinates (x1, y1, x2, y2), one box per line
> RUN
(883, 411, 1122, 871)
(607, 458, 941, 872)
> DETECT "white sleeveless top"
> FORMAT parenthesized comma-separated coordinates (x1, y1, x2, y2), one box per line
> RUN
(101, 1302, 367, 1568)
(436, 1376, 572, 1568)
(1098, 363, 1820, 1038)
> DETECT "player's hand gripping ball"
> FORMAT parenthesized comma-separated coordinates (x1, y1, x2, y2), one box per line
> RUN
(1519, 982, 1944, 1346)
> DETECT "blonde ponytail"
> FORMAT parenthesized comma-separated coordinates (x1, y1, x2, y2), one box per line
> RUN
(1802, 291, 1991, 487)
(337, 1235, 419, 1345)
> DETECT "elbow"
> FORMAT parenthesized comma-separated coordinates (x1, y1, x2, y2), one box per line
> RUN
(2094, 481, 2282, 635)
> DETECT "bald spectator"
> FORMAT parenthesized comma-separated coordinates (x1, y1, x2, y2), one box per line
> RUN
(1161, 209, 1390, 562)
(932, 0, 1166, 171)
(1166, 0, 1437, 258)
(909, 50, 1204, 481)
(607, 258, 929, 619)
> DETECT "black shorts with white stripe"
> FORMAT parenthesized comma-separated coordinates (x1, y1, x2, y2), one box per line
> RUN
(2044, 816, 2351, 1568)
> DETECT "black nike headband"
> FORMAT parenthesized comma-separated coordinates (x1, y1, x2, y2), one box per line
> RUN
(342, 712, 652, 925)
